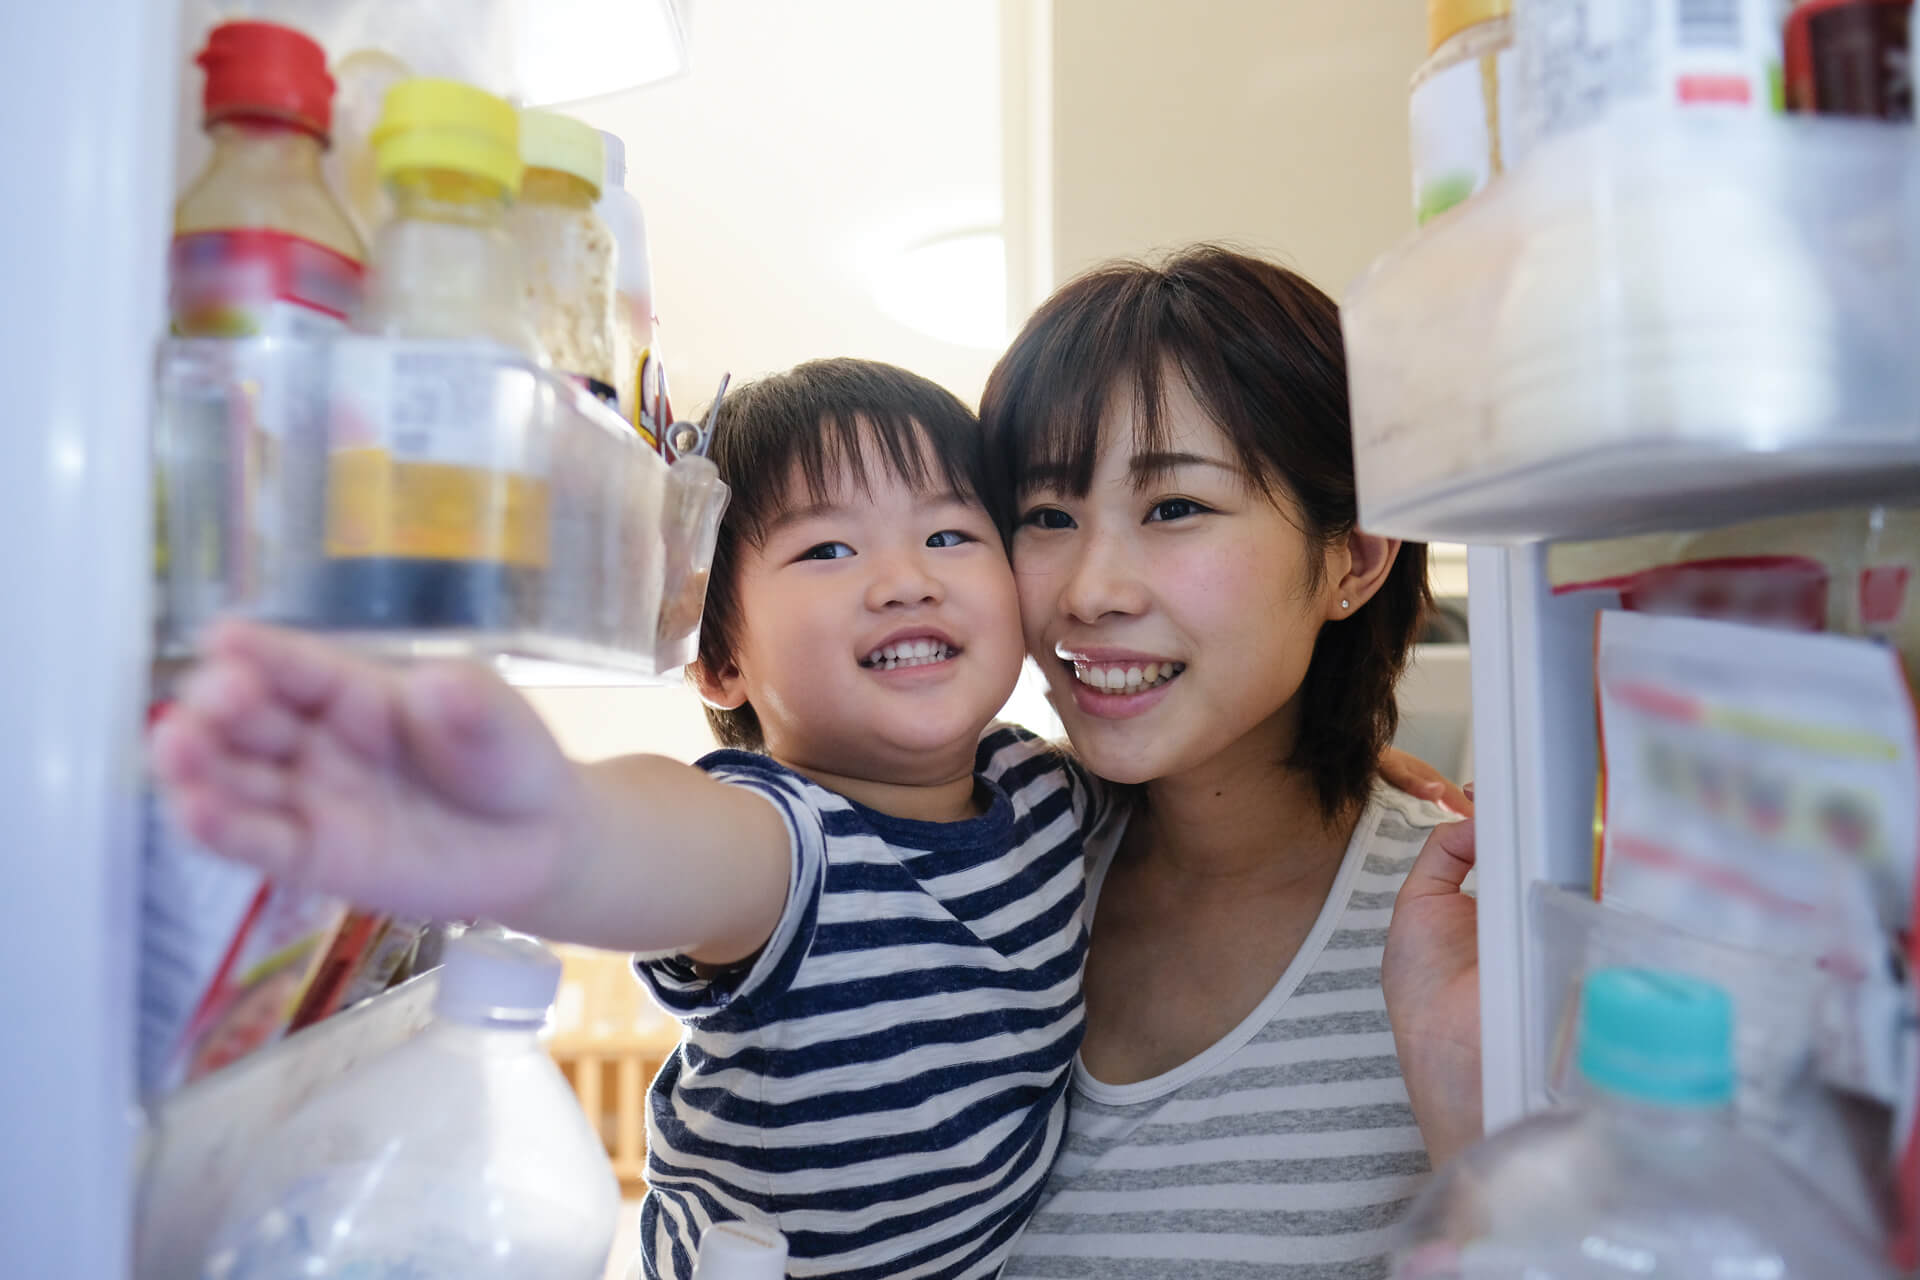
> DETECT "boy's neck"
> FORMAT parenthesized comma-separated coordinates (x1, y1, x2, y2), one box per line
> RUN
(774, 754, 984, 823)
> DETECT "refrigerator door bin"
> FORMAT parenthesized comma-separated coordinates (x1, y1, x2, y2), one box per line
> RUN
(1345, 114, 1920, 544)
(153, 336, 728, 683)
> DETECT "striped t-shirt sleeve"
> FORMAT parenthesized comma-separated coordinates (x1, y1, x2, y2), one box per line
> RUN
(638, 760, 829, 1023)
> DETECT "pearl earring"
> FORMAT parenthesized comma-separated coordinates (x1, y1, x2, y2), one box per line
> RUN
(1340, 598, 1350, 610)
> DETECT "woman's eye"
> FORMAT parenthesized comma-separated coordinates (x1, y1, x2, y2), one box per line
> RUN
(1019, 506, 1076, 531)
(926, 529, 974, 548)
(798, 541, 855, 561)
(1146, 497, 1208, 523)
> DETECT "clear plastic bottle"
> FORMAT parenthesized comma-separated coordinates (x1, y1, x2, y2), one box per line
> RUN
(201, 931, 620, 1279)
(595, 129, 657, 434)
(171, 20, 366, 337)
(323, 76, 548, 629)
(356, 78, 538, 355)
(1393, 967, 1891, 1278)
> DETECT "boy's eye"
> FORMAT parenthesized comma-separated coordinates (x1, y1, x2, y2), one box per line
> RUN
(926, 529, 974, 548)
(797, 541, 855, 561)
(1018, 506, 1075, 531)
(1146, 497, 1209, 523)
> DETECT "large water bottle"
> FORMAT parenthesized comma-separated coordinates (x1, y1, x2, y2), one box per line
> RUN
(202, 930, 621, 1278)
(1393, 966, 1891, 1279)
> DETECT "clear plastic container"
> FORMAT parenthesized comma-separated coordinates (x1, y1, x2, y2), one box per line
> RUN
(200, 931, 620, 1279)
(1392, 966, 1892, 1278)
(152, 334, 719, 682)
(331, 77, 543, 631)
(513, 111, 618, 408)
(171, 20, 366, 337)
(1344, 113, 1920, 543)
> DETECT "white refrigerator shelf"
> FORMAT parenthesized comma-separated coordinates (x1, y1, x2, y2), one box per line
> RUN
(154, 336, 728, 682)
(1345, 113, 1920, 544)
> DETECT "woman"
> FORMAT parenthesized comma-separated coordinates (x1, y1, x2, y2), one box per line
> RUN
(982, 246, 1482, 1277)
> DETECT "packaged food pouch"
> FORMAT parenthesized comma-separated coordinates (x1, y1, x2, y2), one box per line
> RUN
(141, 705, 349, 1096)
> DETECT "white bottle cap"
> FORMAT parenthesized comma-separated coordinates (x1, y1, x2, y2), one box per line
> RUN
(690, 1220, 788, 1280)
(433, 929, 561, 1027)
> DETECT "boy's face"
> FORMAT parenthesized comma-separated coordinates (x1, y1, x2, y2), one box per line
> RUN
(704, 434, 1024, 786)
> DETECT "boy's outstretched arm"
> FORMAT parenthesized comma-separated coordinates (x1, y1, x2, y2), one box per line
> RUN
(150, 620, 791, 965)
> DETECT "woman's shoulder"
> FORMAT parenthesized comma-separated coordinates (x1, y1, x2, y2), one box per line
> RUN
(1365, 781, 1461, 850)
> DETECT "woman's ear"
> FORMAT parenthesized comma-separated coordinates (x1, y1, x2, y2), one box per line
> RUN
(690, 656, 749, 711)
(1326, 528, 1401, 621)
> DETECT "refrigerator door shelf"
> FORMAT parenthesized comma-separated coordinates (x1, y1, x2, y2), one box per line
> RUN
(1345, 113, 1920, 545)
(153, 336, 727, 685)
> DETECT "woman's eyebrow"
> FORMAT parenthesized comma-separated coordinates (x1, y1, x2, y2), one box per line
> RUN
(1128, 450, 1236, 478)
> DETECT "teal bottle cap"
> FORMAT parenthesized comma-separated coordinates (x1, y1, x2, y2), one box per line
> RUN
(1577, 967, 1735, 1107)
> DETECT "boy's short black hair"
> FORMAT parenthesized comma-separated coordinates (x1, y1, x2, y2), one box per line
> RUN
(695, 358, 1000, 751)
(978, 245, 1430, 821)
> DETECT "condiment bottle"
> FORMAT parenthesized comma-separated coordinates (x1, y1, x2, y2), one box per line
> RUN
(323, 78, 547, 629)
(512, 110, 619, 411)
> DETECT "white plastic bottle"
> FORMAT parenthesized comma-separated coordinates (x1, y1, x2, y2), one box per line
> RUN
(1393, 966, 1891, 1279)
(202, 931, 620, 1278)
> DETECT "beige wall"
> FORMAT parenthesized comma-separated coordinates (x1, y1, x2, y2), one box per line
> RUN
(1043, 0, 1426, 300)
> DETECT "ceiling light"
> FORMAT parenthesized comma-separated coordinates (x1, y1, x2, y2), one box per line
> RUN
(870, 230, 1009, 350)
(518, 0, 688, 106)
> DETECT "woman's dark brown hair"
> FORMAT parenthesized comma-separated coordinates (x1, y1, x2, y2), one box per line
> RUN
(978, 244, 1429, 820)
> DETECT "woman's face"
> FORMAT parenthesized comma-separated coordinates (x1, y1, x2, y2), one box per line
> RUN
(1010, 376, 1347, 786)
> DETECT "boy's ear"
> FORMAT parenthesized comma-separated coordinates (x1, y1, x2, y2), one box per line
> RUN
(690, 656, 748, 711)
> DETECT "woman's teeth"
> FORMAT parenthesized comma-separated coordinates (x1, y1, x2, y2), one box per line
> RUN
(1071, 661, 1185, 693)
(863, 639, 955, 669)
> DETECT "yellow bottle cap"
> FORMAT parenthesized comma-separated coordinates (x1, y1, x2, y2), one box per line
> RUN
(372, 77, 522, 194)
(1428, 0, 1509, 53)
(520, 110, 605, 195)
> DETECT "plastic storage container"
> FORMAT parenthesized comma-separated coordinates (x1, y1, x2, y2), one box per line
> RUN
(152, 334, 721, 681)
(1392, 966, 1891, 1278)
(200, 931, 621, 1279)
(513, 110, 619, 409)
(1343, 113, 1920, 543)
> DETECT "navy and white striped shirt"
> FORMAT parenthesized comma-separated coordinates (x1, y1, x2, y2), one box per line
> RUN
(636, 726, 1100, 1280)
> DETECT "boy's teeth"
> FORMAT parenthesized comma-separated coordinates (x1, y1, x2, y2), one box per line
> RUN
(864, 640, 956, 669)
(1071, 660, 1184, 692)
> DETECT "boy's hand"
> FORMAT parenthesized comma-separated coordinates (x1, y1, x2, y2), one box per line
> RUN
(151, 620, 579, 926)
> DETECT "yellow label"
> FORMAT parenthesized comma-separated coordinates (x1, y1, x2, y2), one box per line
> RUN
(326, 447, 549, 566)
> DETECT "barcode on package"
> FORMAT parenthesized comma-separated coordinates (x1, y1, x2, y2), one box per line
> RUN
(1677, 0, 1741, 47)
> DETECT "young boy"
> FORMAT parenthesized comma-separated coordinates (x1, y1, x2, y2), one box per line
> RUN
(153, 358, 1105, 1280)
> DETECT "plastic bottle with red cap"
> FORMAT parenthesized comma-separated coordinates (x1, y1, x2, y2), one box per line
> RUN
(169, 20, 365, 337)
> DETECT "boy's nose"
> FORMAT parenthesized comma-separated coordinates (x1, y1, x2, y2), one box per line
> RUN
(866, 550, 945, 611)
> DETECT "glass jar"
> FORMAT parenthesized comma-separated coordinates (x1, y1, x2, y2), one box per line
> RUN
(512, 110, 618, 410)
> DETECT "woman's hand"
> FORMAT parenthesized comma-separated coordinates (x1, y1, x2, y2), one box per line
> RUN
(1384, 811, 1483, 1169)
(1378, 747, 1471, 817)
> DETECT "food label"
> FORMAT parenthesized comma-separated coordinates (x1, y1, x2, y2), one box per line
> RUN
(1410, 44, 1518, 223)
(169, 228, 364, 338)
(1515, 0, 1781, 157)
(325, 339, 551, 566)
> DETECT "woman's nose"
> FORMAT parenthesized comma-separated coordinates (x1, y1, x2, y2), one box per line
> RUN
(1059, 533, 1146, 624)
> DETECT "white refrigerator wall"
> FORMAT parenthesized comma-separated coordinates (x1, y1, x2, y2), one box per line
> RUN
(0, 1, 178, 1274)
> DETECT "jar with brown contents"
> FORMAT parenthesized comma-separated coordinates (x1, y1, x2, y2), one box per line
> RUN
(511, 111, 618, 409)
